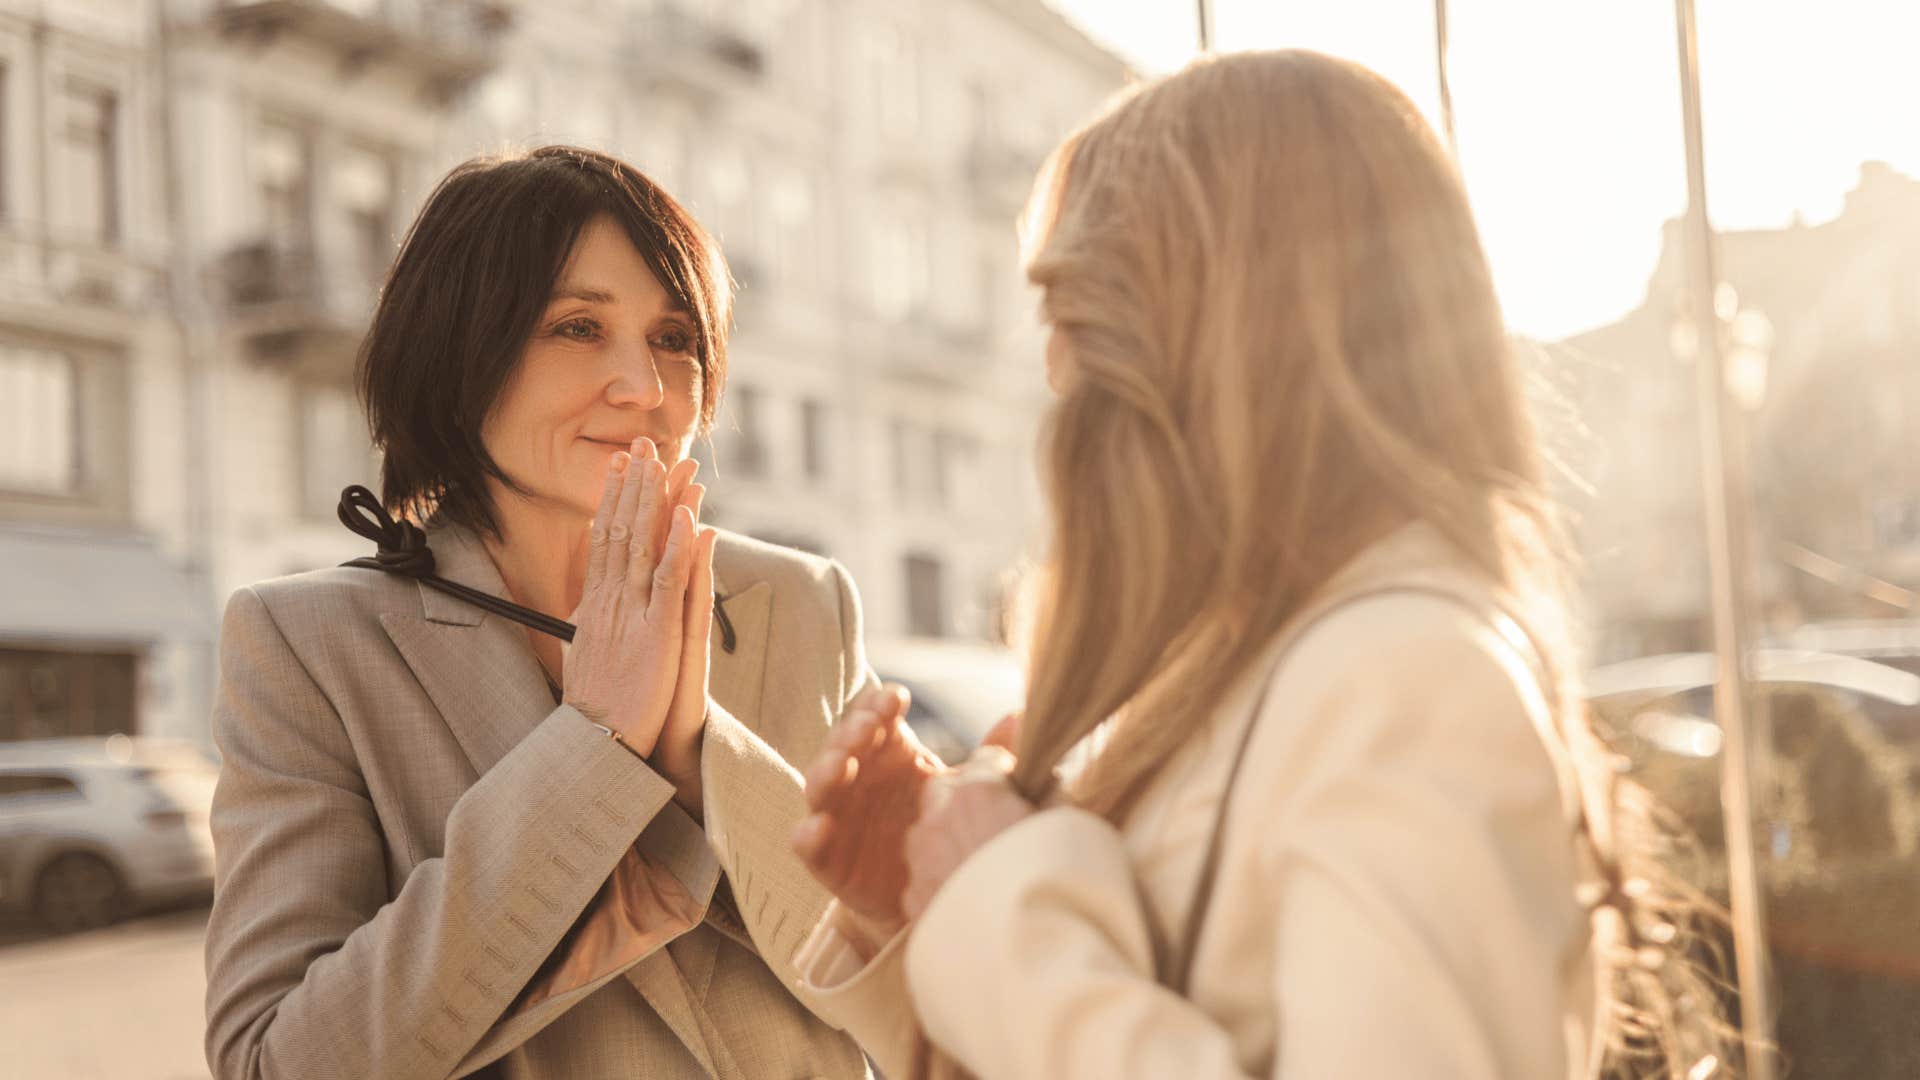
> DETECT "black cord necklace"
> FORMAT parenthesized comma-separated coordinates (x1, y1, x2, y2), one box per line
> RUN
(335, 486, 736, 654)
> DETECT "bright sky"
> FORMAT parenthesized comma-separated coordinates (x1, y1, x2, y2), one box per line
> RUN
(1045, 0, 1920, 341)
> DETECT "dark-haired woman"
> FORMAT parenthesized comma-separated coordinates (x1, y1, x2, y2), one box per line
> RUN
(203, 146, 883, 1079)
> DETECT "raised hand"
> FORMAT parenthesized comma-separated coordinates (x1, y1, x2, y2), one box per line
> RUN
(651, 470, 718, 812)
(902, 748, 1033, 919)
(792, 684, 948, 926)
(562, 438, 708, 757)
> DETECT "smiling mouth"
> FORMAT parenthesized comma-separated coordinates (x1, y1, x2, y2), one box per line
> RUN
(583, 437, 648, 449)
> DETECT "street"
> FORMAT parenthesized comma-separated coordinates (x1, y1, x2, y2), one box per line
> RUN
(0, 904, 212, 1080)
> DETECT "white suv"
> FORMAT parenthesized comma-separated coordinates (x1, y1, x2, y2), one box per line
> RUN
(0, 737, 218, 933)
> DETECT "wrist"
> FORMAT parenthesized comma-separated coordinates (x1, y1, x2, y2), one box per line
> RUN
(579, 713, 658, 761)
(654, 730, 704, 813)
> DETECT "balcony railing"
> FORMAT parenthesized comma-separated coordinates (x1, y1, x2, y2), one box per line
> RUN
(216, 240, 374, 365)
(629, 5, 768, 92)
(210, 0, 511, 94)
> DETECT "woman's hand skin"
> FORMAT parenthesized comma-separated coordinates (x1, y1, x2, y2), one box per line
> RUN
(792, 684, 949, 927)
(650, 473, 718, 815)
(902, 750, 1034, 920)
(562, 437, 709, 758)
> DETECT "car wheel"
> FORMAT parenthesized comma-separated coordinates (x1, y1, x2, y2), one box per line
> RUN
(32, 852, 127, 934)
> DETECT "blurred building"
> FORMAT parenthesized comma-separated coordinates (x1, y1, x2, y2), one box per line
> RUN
(1563, 162, 1920, 662)
(0, 0, 1127, 745)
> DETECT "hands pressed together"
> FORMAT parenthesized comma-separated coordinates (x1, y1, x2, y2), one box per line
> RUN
(563, 437, 719, 810)
(560, 435, 1033, 919)
(793, 685, 1035, 932)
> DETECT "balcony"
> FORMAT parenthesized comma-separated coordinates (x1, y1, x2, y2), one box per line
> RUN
(208, 0, 511, 97)
(215, 240, 374, 368)
(628, 5, 768, 95)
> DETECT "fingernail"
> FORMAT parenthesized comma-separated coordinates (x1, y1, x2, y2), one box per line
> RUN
(611, 451, 630, 473)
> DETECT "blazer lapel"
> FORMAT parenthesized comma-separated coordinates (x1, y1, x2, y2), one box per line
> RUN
(380, 525, 781, 1076)
(709, 571, 772, 726)
(377, 525, 558, 779)
(662, 551, 772, 1009)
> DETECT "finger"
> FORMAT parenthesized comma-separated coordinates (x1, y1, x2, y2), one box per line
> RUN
(804, 748, 858, 807)
(623, 460, 668, 594)
(656, 458, 700, 558)
(824, 704, 881, 758)
(605, 442, 652, 587)
(645, 506, 696, 615)
(981, 711, 1021, 751)
(791, 813, 833, 869)
(584, 451, 630, 594)
(679, 526, 717, 682)
(683, 482, 707, 528)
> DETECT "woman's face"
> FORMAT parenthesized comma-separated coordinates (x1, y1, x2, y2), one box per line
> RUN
(483, 215, 704, 521)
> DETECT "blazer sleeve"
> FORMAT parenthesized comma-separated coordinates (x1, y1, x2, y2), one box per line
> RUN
(203, 586, 699, 1080)
(694, 562, 890, 979)
(901, 600, 1580, 1080)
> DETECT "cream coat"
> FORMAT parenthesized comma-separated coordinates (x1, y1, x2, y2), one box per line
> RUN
(204, 524, 877, 1080)
(798, 527, 1596, 1079)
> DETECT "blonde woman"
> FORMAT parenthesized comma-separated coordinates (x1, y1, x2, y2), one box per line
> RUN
(786, 51, 1731, 1080)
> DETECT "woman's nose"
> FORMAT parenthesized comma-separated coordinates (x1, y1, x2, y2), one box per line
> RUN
(605, 346, 665, 410)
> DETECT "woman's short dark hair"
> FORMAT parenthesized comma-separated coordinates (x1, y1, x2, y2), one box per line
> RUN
(358, 144, 731, 538)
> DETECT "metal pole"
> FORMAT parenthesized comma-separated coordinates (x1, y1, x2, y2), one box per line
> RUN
(1672, 1, 1775, 1076)
(1196, 0, 1214, 53)
(1434, 0, 1459, 154)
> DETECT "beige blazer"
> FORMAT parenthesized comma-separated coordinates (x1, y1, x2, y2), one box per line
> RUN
(799, 526, 1596, 1079)
(204, 524, 877, 1080)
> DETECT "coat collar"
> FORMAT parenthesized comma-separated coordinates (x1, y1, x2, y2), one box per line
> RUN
(377, 524, 772, 780)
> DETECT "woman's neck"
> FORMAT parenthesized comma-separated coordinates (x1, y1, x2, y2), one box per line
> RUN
(479, 492, 591, 683)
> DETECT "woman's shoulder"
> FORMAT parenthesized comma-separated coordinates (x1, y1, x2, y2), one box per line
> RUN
(224, 564, 422, 644)
(1259, 579, 1550, 751)
(712, 528, 856, 602)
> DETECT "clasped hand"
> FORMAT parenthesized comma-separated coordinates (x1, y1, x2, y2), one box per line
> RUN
(562, 438, 719, 803)
(793, 688, 1033, 928)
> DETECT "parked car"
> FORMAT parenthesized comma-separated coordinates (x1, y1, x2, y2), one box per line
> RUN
(1586, 649, 1920, 860)
(1587, 649, 1920, 1078)
(0, 736, 219, 933)
(869, 639, 1026, 765)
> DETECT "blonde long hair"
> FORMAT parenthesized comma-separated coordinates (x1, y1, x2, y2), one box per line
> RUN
(1010, 50, 1736, 1078)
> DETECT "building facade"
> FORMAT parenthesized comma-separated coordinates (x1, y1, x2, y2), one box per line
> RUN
(0, 0, 1128, 745)
(1560, 162, 1920, 662)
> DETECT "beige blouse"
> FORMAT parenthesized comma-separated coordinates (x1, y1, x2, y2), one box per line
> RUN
(795, 526, 1598, 1079)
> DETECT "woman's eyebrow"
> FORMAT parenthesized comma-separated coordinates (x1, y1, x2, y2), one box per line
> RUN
(549, 284, 617, 304)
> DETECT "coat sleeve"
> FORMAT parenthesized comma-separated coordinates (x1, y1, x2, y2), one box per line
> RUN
(900, 601, 1581, 1080)
(695, 560, 927, 1072)
(202, 586, 702, 1080)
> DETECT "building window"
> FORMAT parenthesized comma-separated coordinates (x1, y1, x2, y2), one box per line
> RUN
(903, 552, 947, 638)
(254, 118, 312, 251)
(729, 385, 768, 478)
(764, 166, 816, 289)
(864, 24, 920, 140)
(0, 346, 80, 496)
(298, 382, 376, 521)
(0, 647, 137, 742)
(870, 212, 928, 321)
(890, 418, 912, 497)
(59, 82, 118, 246)
(800, 398, 828, 482)
(334, 145, 396, 290)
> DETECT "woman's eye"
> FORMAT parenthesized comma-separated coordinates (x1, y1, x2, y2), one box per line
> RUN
(556, 318, 600, 341)
(654, 328, 694, 355)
